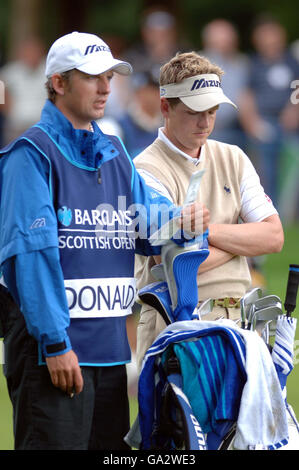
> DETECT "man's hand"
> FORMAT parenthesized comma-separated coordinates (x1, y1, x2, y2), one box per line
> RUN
(46, 349, 84, 397)
(181, 202, 210, 237)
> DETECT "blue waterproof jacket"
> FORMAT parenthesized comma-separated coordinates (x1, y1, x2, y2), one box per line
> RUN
(0, 100, 185, 365)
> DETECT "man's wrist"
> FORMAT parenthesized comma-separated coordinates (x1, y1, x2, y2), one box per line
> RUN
(207, 223, 218, 244)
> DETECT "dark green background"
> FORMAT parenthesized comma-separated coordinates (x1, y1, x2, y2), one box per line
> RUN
(0, 0, 298, 60)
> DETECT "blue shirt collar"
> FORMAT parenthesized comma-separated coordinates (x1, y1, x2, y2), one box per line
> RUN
(38, 100, 119, 169)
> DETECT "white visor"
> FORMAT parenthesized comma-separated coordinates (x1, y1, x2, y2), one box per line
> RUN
(160, 74, 237, 111)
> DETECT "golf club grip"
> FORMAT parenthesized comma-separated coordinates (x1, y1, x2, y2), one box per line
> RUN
(284, 264, 299, 315)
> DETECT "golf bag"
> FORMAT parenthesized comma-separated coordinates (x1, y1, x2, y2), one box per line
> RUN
(127, 239, 299, 450)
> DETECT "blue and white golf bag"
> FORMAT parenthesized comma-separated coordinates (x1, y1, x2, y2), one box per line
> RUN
(126, 238, 299, 450)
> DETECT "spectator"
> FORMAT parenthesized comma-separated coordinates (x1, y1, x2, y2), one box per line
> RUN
(100, 34, 131, 120)
(201, 19, 249, 150)
(0, 36, 47, 144)
(238, 15, 299, 209)
(123, 8, 185, 82)
(290, 39, 299, 62)
(100, 70, 162, 159)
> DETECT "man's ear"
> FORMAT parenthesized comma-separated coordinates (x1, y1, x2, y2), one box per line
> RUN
(160, 97, 170, 118)
(51, 74, 66, 97)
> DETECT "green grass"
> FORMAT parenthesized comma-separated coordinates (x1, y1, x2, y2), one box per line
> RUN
(0, 223, 298, 450)
(0, 363, 13, 450)
(263, 223, 299, 416)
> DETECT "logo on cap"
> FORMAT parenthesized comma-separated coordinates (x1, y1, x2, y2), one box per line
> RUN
(84, 44, 111, 55)
(191, 78, 221, 91)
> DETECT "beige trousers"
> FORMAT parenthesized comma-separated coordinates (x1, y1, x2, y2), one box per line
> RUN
(136, 303, 241, 372)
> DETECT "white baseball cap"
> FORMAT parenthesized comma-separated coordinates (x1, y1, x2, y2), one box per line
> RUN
(45, 31, 132, 78)
(160, 74, 237, 111)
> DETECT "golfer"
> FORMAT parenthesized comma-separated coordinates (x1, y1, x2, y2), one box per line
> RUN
(0, 34, 207, 450)
(134, 51, 284, 370)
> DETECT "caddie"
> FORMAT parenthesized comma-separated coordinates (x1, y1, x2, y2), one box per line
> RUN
(134, 51, 284, 370)
(0, 34, 208, 450)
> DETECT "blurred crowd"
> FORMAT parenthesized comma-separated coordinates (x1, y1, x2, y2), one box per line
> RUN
(0, 9, 298, 223)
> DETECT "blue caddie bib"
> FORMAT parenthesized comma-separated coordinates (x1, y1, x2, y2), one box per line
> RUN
(19, 126, 137, 365)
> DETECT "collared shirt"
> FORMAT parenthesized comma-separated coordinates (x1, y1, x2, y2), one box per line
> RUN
(158, 127, 202, 166)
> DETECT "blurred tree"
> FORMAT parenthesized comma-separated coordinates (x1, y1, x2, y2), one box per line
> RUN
(4, 0, 90, 58)
(7, 0, 42, 60)
(86, 0, 142, 43)
(49, 0, 89, 38)
(1, 0, 298, 63)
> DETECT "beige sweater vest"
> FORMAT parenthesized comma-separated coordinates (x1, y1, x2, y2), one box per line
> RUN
(134, 137, 252, 300)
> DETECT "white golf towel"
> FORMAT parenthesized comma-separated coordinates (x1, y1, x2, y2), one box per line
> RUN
(228, 321, 289, 450)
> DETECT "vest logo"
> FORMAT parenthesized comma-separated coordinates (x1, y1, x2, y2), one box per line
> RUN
(224, 184, 231, 194)
(57, 206, 72, 227)
(57, 203, 136, 252)
(191, 78, 221, 91)
(30, 218, 46, 229)
(84, 44, 111, 55)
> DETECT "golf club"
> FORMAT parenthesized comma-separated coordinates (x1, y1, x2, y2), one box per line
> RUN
(240, 287, 263, 329)
(251, 305, 283, 332)
(196, 298, 214, 320)
(247, 295, 282, 330)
